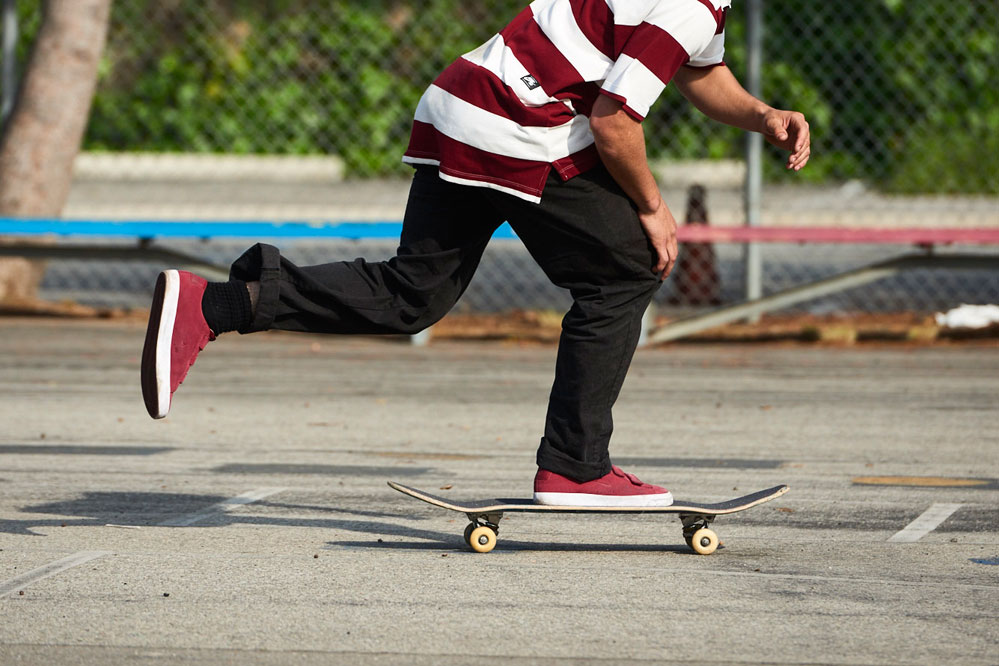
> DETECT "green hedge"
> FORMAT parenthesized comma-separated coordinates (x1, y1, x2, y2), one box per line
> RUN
(82, 0, 516, 175)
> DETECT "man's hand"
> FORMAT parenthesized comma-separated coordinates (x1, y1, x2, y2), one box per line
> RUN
(761, 109, 811, 171)
(638, 198, 679, 279)
(674, 66, 811, 172)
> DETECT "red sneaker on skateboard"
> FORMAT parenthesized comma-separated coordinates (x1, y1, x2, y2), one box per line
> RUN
(533, 466, 674, 507)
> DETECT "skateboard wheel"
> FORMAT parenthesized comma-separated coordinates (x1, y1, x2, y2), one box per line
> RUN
(463, 523, 476, 546)
(468, 525, 497, 553)
(689, 528, 718, 555)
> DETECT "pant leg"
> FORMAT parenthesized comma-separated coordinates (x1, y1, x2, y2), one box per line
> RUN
(489, 166, 662, 482)
(230, 166, 504, 335)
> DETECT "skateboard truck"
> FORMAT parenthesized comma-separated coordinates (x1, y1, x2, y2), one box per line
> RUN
(680, 513, 719, 555)
(465, 512, 503, 553)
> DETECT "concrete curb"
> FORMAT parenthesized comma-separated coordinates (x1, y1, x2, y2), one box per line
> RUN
(73, 152, 345, 183)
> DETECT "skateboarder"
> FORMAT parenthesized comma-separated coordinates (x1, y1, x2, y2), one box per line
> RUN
(141, 0, 809, 508)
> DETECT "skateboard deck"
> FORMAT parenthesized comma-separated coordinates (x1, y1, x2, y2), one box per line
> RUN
(388, 481, 789, 555)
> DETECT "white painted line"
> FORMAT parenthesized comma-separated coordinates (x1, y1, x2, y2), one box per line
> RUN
(888, 503, 963, 543)
(158, 487, 286, 527)
(0, 551, 111, 596)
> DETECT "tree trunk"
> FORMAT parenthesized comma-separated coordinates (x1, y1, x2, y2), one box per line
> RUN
(0, 0, 112, 303)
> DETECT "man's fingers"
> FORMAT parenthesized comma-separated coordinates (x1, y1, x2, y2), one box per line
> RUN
(652, 244, 669, 278)
(655, 249, 669, 276)
(795, 132, 807, 152)
(658, 237, 679, 279)
(662, 255, 677, 279)
(791, 115, 810, 151)
(788, 145, 811, 170)
(783, 113, 810, 171)
(637, 201, 678, 279)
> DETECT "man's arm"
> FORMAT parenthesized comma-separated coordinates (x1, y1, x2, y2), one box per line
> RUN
(589, 66, 811, 278)
(590, 94, 678, 279)
(673, 65, 811, 171)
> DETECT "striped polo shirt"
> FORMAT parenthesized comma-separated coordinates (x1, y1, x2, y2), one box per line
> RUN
(403, 0, 731, 203)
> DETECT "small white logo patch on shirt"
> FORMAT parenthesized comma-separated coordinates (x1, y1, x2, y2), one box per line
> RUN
(521, 74, 541, 90)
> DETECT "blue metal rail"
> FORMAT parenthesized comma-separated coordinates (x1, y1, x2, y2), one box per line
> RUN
(0, 218, 519, 240)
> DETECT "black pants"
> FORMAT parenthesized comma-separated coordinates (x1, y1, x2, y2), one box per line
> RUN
(230, 165, 661, 482)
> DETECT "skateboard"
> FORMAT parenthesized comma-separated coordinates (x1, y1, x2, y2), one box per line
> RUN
(388, 481, 789, 555)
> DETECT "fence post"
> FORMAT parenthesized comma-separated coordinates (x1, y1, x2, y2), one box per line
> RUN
(1, 0, 16, 125)
(743, 0, 764, 317)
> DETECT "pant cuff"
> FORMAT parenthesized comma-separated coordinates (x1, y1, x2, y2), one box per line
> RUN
(229, 243, 282, 333)
(535, 438, 612, 483)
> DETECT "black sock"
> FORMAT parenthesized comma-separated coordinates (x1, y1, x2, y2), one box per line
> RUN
(202, 280, 253, 335)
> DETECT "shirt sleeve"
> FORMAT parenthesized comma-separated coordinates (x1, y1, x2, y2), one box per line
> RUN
(600, 0, 722, 120)
(687, 31, 727, 68)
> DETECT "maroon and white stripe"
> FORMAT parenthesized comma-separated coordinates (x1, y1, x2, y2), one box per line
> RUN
(404, 0, 731, 202)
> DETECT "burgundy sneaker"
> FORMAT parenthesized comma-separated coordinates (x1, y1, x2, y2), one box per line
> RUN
(533, 466, 673, 507)
(141, 270, 215, 419)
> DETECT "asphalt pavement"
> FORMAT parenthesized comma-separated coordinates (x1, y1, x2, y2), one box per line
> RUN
(1, 318, 997, 664)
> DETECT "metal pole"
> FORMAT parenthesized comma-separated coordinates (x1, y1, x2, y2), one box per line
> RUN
(1, 0, 16, 124)
(744, 0, 764, 314)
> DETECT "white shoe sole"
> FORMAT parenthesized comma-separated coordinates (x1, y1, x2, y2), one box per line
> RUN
(533, 491, 674, 507)
(141, 270, 180, 419)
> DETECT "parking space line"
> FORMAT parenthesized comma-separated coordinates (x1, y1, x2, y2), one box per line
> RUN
(0, 551, 111, 596)
(854, 476, 995, 489)
(158, 487, 286, 527)
(888, 503, 963, 543)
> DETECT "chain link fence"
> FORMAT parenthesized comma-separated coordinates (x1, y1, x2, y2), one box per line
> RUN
(5, 0, 999, 315)
(36, 239, 999, 319)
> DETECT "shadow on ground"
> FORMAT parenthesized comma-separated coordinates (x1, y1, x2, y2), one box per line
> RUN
(2, 491, 417, 537)
(4, 491, 711, 554)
